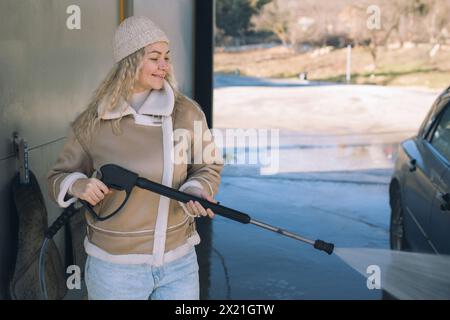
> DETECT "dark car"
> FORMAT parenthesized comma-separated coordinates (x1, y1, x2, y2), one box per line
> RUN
(390, 87, 450, 254)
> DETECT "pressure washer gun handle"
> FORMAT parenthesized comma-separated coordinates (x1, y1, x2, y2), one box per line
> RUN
(98, 164, 251, 224)
(196, 198, 251, 224)
(166, 190, 252, 224)
(78, 164, 139, 221)
(313, 239, 334, 255)
(135, 177, 251, 224)
(44, 203, 78, 239)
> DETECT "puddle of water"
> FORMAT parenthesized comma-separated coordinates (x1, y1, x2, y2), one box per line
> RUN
(221, 142, 399, 175)
(335, 247, 450, 299)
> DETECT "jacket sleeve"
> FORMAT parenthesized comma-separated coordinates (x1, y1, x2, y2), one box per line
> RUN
(180, 109, 224, 197)
(47, 126, 94, 208)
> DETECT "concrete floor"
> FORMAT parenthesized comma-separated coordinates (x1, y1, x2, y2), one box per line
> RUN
(201, 136, 392, 299)
(195, 75, 442, 299)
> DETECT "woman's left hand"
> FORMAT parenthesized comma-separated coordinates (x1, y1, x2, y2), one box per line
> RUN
(182, 187, 217, 218)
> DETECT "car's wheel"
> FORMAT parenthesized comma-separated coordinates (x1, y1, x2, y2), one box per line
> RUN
(389, 183, 408, 251)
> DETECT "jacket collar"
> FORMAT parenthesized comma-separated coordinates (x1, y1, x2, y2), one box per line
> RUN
(98, 79, 175, 120)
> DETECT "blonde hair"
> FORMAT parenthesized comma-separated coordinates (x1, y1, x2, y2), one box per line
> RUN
(73, 47, 181, 145)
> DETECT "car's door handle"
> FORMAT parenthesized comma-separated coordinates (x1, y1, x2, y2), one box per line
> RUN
(408, 159, 417, 172)
(439, 192, 450, 211)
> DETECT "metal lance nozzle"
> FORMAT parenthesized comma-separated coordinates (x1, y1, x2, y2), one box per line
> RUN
(250, 219, 334, 255)
(313, 240, 334, 255)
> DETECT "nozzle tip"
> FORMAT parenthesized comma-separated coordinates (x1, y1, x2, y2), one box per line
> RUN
(313, 239, 334, 255)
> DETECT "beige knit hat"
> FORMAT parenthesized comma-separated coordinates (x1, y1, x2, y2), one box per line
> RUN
(113, 16, 169, 63)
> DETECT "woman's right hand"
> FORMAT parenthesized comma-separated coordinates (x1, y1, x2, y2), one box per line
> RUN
(70, 178, 112, 206)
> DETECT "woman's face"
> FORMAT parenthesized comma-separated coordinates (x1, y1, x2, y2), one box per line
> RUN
(134, 41, 171, 92)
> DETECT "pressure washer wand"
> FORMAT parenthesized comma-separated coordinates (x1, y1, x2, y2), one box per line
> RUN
(83, 164, 335, 255)
(249, 219, 334, 254)
(130, 171, 334, 255)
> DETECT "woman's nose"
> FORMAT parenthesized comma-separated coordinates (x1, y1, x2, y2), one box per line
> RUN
(158, 60, 169, 71)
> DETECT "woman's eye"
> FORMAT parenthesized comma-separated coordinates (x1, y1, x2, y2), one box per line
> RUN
(148, 56, 170, 62)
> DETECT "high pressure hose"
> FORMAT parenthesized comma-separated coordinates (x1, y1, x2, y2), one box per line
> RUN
(38, 238, 50, 300)
(39, 203, 79, 300)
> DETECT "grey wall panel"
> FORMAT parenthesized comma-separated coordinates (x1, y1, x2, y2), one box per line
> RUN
(133, 0, 194, 97)
(0, 0, 121, 299)
(0, 0, 119, 159)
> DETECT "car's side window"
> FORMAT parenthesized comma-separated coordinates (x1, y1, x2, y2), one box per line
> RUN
(420, 98, 441, 138)
(430, 105, 450, 162)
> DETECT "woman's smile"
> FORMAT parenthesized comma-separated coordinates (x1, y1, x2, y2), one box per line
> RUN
(152, 74, 165, 80)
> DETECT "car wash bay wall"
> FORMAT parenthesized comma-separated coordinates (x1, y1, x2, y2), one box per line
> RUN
(0, 0, 120, 299)
(0, 0, 195, 299)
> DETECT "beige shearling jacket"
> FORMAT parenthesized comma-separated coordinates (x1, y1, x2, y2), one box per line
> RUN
(47, 80, 223, 266)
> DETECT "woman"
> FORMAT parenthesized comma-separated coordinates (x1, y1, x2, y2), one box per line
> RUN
(47, 16, 223, 300)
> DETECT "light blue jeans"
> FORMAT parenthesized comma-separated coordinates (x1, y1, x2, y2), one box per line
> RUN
(84, 247, 200, 300)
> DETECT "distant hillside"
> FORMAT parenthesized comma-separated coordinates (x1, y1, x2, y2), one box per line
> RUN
(214, 44, 450, 90)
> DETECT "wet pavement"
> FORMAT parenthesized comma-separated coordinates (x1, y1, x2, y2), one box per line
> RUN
(197, 133, 393, 299)
(195, 75, 441, 299)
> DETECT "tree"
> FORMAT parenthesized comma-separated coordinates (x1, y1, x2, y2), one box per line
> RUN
(339, 0, 413, 68)
(252, 0, 353, 48)
(251, 0, 293, 46)
(215, 0, 271, 45)
(422, 0, 450, 46)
